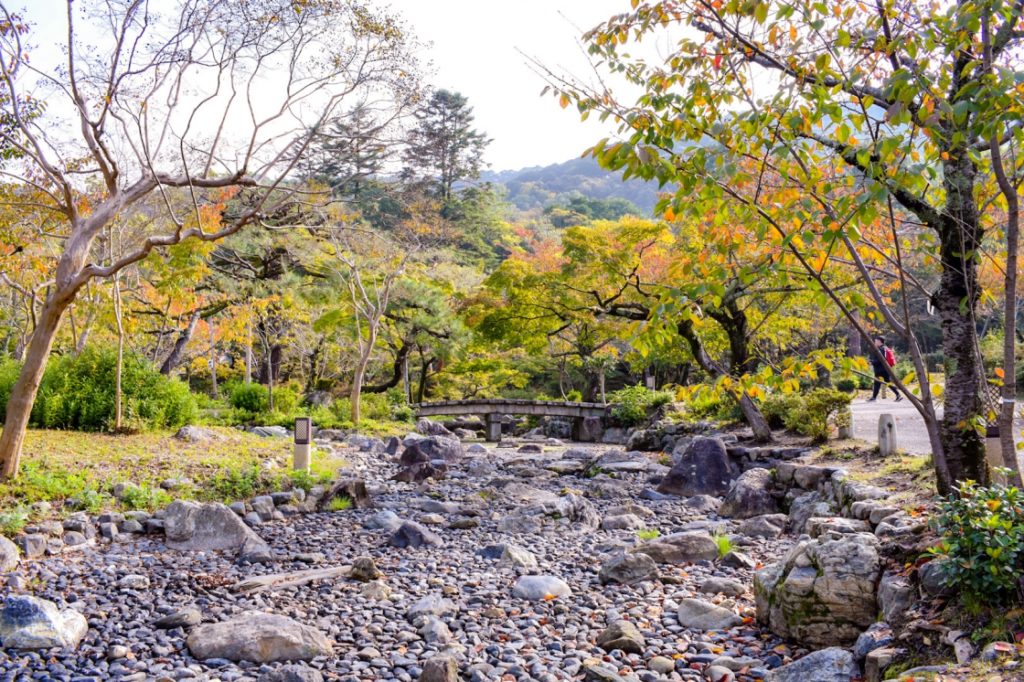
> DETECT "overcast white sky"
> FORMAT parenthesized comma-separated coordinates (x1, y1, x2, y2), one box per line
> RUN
(387, 0, 630, 171)
(23, 0, 633, 173)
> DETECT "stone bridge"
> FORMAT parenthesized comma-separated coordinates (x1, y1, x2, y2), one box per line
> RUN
(413, 399, 610, 442)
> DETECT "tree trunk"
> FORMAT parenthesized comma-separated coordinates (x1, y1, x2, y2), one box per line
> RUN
(0, 294, 70, 478)
(364, 343, 410, 394)
(244, 320, 253, 384)
(350, 361, 367, 424)
(935, 151, 988, 490)
(209, 322, 219, 400)
(160, 310, 201, 375)
(266, 352, 275, 412)
(991, 120, 1023, 486)
(677, 318, 772, 442)
(113, 275, 125, 431)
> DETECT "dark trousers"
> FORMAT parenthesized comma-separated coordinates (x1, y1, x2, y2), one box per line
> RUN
(871, 369, 889, 399)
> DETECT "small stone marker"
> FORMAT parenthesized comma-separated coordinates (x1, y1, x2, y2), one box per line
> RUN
(294, 417, 311, 472)
(878, 414, 898, 456)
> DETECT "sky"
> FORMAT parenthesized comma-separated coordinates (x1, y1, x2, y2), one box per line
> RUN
(386, 0, 631, 171)
(21, 0, 636, 174)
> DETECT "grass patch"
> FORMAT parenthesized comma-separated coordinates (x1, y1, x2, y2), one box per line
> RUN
(712, 533, 735, 559)
(0, 506, 30, 536)
(0, 427, 346, 531)
(637, 528, 661, 541)
(327, 496, 352, 512)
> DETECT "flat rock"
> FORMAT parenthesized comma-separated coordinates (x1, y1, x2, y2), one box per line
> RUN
(676, 598, 743, 631)
(257, 665, 324, 682)
(737, 514, 788, 538)
(719, 468, 779, 519)
(186, 611, 331, 662)
(0, 596, 88, 650)
(630, 531, 719, 564)
(699, 577, 746, 597)
(164, 501, 268, 554)
(598, 552, 660, 585)
(766, 647, 858, 681)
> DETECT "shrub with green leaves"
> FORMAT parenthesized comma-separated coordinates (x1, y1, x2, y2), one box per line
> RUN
(834, 378, 858, 393)
(607, 384, 675, 426)
(930, 480, 1024, 605)
(759, 388, 852, 442)
(228, 382, 270, 414)
(12, 347, 197, 431)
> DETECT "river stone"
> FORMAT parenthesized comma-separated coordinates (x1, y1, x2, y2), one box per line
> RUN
(877, 570, 915, 624)
(499, 544, 538, 569)
(600, 513, 644, 531)
(700, 576, 746, 597)
(186, 611, 331, 662)
(363, 510, 403, 531)
(754, 533, 881, 647)
(349, 556, 382, 582)
(408, 594, 457, 623)
(596, 620, 645, 654)
(657, 437, 737, 496)
(738, 513, 788, 538)
(512, 575, 571, 600)
(719, 468, 779, 519)
(0, 596, 87, 649)
(788, 491, 833, 535)
(416, 418, 454, 437)
(853, 622, 893, 662)
(154, 607, 202, 629)
(257, 665, 324, 682)
(0, 536, 19, 572)
(766, 647, 858, 681)
(420, 654, 459, 682)
(389, 521, 442, 549)
(598, 552, 660, 585)
(676, 598, 743, 631)
(164, 500, 268, 553)
(630, 531, 719, 564)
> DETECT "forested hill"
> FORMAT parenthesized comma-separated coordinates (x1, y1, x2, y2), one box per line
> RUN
(482, 156, 663, 214)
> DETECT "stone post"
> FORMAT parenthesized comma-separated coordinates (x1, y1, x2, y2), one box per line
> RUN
(485, 414, 502, 442)
(293, 417, 311, 472)
(877, 414, 898, 456)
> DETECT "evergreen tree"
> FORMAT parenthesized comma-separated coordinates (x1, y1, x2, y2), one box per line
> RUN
(403, 89, 490, 202)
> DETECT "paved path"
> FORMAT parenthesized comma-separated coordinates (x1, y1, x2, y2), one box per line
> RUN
(850, 398, 937, 455)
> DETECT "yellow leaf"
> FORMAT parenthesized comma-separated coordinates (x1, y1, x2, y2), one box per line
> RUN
(559, 94, 570, 109)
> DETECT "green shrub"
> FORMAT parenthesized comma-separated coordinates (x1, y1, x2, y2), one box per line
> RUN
(565, 389, 583, 402)
(207, 464, 266, 501)
(327, 496, 352, 511)
(0, 359, 20, 418)
(0, 506, 30, 537)
(607, 384, 675, 426)
(18, 347, 197, 431)
(834, 378, 858, 393)
(392, 404, 414, 422)
(759, 388, 852, 441)
(930, 479, 1024, 605)
(119, 483, 173, 511)
(229, 382, 270, 414)
(637, 528, 661, 541)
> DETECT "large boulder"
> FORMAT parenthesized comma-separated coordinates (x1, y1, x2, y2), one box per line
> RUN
(416, 418, 454, 437)
(401, 436, 463, 463)
(719, 468, 779, 519)
(164, 501, 269, 556)
(512, 575, 571, 600)
(186, 612, 331, 662)
(657, 437, 737, 497)
(755, 533, 882, 647)
(389, 521, 442, 549)
(0, 596, 88, 650)
(630, 531, 719, 564)
(766, 648, 858, 682)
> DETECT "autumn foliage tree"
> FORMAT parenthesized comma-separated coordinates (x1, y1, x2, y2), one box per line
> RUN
(0, 0, 419, 478)
(546, 0, 1024, 492)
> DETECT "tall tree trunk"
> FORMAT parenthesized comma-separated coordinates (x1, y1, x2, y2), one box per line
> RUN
(936, 151, 988, 489)
(350, 330, 378, 425)
(113, 275, 125, 431)
(990, 119, 1023, 486)
(0, 294, 70, 478)
(160, 310, 201, 375)
(208, 322, 219, 400)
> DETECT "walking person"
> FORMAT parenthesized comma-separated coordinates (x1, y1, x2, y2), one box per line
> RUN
(867, 335, 902, 402)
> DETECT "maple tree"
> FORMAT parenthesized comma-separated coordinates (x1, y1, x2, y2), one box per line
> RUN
(544, 0, 1024, 492)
